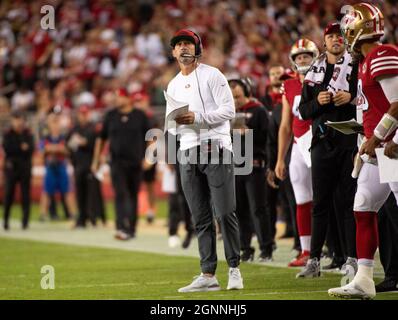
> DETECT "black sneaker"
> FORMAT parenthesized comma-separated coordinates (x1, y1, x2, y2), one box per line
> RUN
(3, 222, 9, 231)
(258, 252, 273, 263)
(241, 247, 255, 262)
(375, 278, 398, 293)
(322, 257, 345, 271)
(146, 212, 155, 224)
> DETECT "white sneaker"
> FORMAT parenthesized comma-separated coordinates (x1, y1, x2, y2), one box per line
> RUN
(227, 267, 243, 290)
(328, 276, 376, 300)
(168, 235, 181, 248)
(178, 274, 221, 293)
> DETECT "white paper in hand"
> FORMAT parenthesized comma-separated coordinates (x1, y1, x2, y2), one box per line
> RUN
(325, 118, 364, 135)
(163, 91, 189, 132)
(375, 148, 398, 183)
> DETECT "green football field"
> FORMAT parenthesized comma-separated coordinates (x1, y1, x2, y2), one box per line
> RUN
(0, 203, 397, 300)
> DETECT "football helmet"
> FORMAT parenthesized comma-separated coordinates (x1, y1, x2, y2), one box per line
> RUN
(340, 2, 384, 53)
(289, 38, 319, 74)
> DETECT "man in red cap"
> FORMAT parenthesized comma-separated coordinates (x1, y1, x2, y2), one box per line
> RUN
(91, 87, 150, 240)
(296, 21, 359, 278)
(166, 29, 243, 292)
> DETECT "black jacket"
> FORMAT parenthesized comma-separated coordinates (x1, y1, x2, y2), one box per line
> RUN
(100, 108, 150, 166)
(66, 123, 98, 170)
(2, 128, 34, 164)
(298, 56, 358, 150)
(235, 99, 269, 165)
(266, 103, 293, 171)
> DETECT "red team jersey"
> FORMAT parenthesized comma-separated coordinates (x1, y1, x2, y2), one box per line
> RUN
(357, 44, 398, 139)
(284, 77, 312, 138)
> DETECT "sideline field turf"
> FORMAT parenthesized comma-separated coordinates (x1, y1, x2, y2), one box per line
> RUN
(0, 237, 397, 300)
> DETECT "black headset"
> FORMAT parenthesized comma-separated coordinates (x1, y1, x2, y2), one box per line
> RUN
(191, 31, 203, 57)
(228, 78, 253, 98)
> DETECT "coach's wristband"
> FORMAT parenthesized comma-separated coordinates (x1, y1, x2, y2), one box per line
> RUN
(373, 113, 398, 141)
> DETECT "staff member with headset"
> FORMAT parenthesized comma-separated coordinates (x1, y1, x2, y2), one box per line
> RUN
(91, 88, 150, 240)
(229, 78, 274, 263)
(166, 29, 243, 293)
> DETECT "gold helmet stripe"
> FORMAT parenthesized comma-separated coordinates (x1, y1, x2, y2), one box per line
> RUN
(361, 2, 382, 34)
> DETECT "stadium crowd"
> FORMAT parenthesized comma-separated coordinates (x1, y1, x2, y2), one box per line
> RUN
(0, 0, 397, 118)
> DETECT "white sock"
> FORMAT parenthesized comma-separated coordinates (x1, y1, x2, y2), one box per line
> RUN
(358, 258, 374, 267)
(300, 236, 311, 253)
(356, 263, 374, 280)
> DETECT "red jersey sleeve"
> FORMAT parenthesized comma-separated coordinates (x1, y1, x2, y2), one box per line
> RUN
(369, 45, 398, 80)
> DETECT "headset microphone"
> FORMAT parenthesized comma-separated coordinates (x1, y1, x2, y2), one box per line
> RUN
(181, 53, 201, 59)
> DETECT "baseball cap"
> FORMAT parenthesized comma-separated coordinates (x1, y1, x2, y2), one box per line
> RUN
(170, 29, 198, 48)
(324, 22, 342, 37)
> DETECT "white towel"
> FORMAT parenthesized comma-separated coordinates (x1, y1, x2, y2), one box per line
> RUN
(304, 51, 353, 94)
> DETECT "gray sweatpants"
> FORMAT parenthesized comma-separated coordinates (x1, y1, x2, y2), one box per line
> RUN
(179, 147, 241, 274)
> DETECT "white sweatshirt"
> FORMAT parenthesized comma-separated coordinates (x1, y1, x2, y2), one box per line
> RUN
(166, 63, 235, 151)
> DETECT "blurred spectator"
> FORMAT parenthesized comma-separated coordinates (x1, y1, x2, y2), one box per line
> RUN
(39, 112, 76, 221)
(66, 105, 105, 228)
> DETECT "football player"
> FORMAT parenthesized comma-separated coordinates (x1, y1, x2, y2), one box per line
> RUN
(275, 39, 319, 267)
(328, 2, 398, 299)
